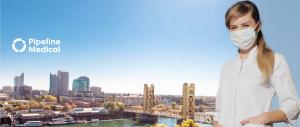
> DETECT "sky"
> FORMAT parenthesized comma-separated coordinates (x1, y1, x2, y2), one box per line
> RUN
(1, 0, 300, 126)
(1, 0, 232, 96)
(1, 0, 299, 97)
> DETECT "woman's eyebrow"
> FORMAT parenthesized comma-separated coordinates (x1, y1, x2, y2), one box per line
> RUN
(241, 22, 251, 25)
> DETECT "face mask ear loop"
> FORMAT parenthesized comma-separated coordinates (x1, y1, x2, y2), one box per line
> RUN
(255, 21, 261, 32)
(254, 21, 260, 45)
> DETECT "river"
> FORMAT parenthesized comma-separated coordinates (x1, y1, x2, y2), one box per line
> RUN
(52, 117, 212, 127)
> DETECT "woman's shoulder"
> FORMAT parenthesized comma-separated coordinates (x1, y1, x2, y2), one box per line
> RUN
(273, 52, 290, 75)
(274, 52, 284, 60)
(273, 52, 288, 67)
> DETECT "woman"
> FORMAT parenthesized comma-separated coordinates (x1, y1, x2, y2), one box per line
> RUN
(214, 1, 300, 127)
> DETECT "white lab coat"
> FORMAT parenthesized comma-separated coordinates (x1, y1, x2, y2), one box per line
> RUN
(214, 46, 300, 127)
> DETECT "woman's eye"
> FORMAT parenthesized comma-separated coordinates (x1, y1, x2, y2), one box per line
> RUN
(242, 25, 249, 28)
(230, 27, 237, 30)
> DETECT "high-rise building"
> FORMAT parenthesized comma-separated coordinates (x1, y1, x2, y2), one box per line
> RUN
(32, 90, 48, 98)
(143, 84, 155, 113)
(72, 76, 90, 95)
(12, 73, 32, 99)
(14, 73, 24, 86)
(49, 73, 59, 95)
(182, 83, 195, 119)
(90, 86, 102, 97)
(58, 70, 69, 96)
(13, 73, 24, 96)
(49, 70, 69, 96)
(19, 85, 32, 100)
(2, 86, 13, 95)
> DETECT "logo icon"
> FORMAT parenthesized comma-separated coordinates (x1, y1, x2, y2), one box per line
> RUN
(12, 38, 26, 53)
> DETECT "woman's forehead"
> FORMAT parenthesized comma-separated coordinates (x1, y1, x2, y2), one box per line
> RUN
(230, 13, 255, 26)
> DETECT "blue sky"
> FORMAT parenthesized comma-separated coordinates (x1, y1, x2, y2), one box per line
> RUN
(1, 0, 299, 98)
(1, 0, 233, 96)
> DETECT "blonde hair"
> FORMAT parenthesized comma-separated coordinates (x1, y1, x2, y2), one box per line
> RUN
(225, 1, 274, 83)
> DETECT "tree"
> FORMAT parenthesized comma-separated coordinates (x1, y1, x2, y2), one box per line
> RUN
(8, 101, 22, 107)
(43, 104, 52, 110)
(103, 101, 115, 112)
(70, 103, 77, 109)
(4, 106, 13, 112)
(62, 103, 72, 112)
(171, 102, 176, 109)
(51, 105, 57, 111)
(115, 102, 125, 112)
(44, 95, 57, 102)
(176, 119, 200, 127)
(30, 100, 42, 109)
(35, 96, 43, 102)
(18, 104, 29, 110)
(103, 101, 125, 112)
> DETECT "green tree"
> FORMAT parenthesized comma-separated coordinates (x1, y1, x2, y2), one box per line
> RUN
(103, 101, 125, 112)
(115, 101, 125, 112)
(103, 101, 115, 112)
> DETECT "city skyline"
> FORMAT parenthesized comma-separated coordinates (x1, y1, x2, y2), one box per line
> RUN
(2, 71, 215, 96)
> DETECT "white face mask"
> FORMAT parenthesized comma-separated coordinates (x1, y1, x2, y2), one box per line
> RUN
(229, 28, 258, 50)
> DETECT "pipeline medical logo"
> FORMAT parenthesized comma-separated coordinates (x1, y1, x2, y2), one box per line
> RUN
(12, 37, 61, 53)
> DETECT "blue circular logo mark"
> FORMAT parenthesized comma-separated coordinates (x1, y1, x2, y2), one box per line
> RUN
(12, 38, 26, 53)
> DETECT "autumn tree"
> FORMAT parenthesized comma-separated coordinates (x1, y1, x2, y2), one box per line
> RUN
(44, 95, 57, 102)
(29, 100, 42, 109)
(176, 119, 200, 127)
(62, 103, 73, 112)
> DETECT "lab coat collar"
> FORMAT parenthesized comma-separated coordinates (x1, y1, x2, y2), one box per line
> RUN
(236, 46, 258, 62)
